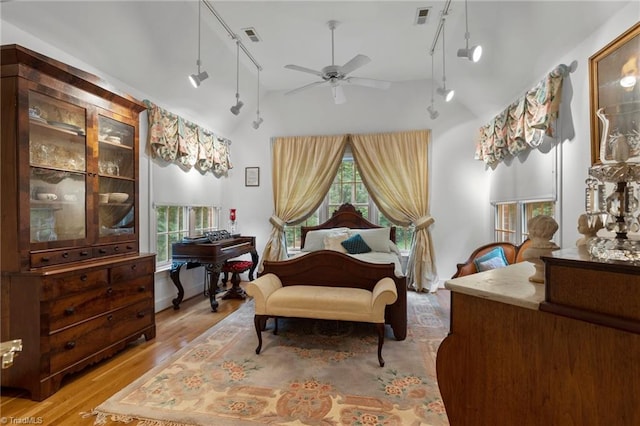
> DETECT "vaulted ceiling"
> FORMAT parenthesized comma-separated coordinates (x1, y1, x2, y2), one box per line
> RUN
(1, 1, 631, 133)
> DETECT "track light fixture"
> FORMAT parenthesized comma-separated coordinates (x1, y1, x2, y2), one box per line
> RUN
(438, 18, 454, 102)
(230, 40, 244, 115)
(252, 69, 263, 129)
(188, 1, 209, 88)
(456, 0, 482, 63)
(428, 54, 439, 120)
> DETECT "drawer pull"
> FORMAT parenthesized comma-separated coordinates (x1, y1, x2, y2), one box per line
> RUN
(64, 307, 75, 315)
(80, 251, 89, 256)
(131, 264, 137, 270)
(137, 312, 145, 318)
(80, 274, 88, 281)
(107, 314, 113, 321)
(99, 249, 107, 254)
(106, 287, 113, 296)
(41, 257, 50, 262)
(126, 245, 134, 250)
(62, 252, 69, 258)
(114, 246, 120, 252)
(138, 286, 146, 292)
(65, 341, 76, 350)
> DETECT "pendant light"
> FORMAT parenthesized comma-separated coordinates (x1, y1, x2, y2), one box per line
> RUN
(427, 54, 439, 119)
(188, 0, 209, 88)
(436, 18, 454, 102)
(230, 40, 244, 115)
(252, 69, 263, 129)
(456, 0, 482, 62)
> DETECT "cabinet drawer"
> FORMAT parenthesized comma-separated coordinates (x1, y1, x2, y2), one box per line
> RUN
(49, 287, 110, 331)
(110, 276, 153, 310)
(43, 269, 109, 300)
(111, 258, 154, 282)
(31, 247, 93, 268)
(110, 299, 154, 342)
(49, 313, 111, 373)
(49, 299, 152, 373)
(93, 242, 138, 259)
(49, 276, 152, 331)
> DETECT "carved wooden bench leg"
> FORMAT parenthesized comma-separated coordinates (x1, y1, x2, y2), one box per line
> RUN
(376, 323, 385, 367)
(254, 315, 267, 354)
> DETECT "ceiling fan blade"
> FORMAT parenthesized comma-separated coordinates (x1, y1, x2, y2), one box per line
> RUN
(345, 77, 391, 90)
(331, 84, 347, 104)
(284, 80, 328, 96)
(284, 64, 324, 77)
(339, 54, 371, 75)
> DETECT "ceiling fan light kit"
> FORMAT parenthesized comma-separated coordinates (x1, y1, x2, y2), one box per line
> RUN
(284, 19, 391, 104)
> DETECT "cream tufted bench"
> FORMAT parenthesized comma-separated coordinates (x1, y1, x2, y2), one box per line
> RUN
(246, 273, 398, 367)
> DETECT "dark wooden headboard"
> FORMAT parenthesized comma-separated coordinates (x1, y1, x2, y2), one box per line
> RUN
(300, 203, 397, 247)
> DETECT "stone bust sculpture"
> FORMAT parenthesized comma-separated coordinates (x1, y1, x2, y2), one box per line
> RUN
(576, 213, 603, 255)
(522, 215, 560, 283)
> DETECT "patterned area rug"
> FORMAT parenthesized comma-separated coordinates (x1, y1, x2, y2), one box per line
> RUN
(90, 291, 449, 425)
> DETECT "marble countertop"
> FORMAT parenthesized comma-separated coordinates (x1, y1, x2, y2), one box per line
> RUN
(444, 262, 545, 310)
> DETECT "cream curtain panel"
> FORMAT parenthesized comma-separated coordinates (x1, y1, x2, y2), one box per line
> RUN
(350, 130, 437, 293)
(475, 64, 569, 166)
(261, 135, 348, 264)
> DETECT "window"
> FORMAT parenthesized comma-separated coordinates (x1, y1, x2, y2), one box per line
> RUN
(494, 200, 555, 244)
(155, 205, 219, 267)
(285, 159, 411, 251)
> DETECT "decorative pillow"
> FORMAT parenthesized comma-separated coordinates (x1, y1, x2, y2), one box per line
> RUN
(341, 233, 372, 254)
(323, 232, 349, 253)
(473, 246, 509, 272)
(302, 227, 349, 252)
(350, 227, 391, 253)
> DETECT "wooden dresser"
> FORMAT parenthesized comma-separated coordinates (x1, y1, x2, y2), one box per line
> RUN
(436, 254, 640, 425)
(1, 45, 155, 400)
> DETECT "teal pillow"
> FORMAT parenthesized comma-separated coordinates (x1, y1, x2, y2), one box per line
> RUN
(473, 246, 508, 272)
(341, 233, 372, 254)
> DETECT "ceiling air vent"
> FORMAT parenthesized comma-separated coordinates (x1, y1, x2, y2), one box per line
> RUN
(242, 27, 261, 42)
(414, 7, 431, 25)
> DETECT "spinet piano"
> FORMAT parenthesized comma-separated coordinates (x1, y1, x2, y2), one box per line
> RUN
(170, 231, 258, 312)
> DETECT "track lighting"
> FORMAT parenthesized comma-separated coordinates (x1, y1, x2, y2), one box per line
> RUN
(428, 54, 439, 120)
(438, 18, 454, 102)
(436, 86, 454, 102)
(456, 0, 482, 63)
(230, 98, 244, 116)
(230, 40, 243, 116)
(252, 69, 263, 129)
(188, 1, 208, 88)
(427, 105, 439, 120)
(189, 71, 209, 88)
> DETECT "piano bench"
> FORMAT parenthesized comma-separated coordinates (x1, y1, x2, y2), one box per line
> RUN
(220, 260, 254, 300)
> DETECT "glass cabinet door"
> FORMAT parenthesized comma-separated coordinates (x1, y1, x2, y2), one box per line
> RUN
(98, 115, 135, 238)
(28, 91, 86, 243)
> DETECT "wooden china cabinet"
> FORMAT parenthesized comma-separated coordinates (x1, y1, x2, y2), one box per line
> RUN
(0, 45, 155, 400)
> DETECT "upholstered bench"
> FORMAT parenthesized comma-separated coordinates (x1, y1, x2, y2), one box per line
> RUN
(220, 260, 253, 300)
(246, 273, 398, 367)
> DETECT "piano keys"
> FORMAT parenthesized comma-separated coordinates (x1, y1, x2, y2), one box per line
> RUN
(170, 232, 258, 312)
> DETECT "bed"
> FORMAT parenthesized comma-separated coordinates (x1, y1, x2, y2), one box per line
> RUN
(260, 203, 407, 340)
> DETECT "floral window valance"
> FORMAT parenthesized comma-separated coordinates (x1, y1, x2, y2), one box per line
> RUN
(144, 100, 233, 176)
(475, 64, 570, 166)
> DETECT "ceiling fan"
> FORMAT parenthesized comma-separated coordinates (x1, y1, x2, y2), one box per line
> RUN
(284, 20, 391, 104)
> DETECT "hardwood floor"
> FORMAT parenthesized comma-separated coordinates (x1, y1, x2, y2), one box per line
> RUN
(0, 286, 450, 425)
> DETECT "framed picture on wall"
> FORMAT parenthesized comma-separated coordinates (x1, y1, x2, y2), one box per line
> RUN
(589, 21, 640, 165)
(245, 167, 260, 187)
